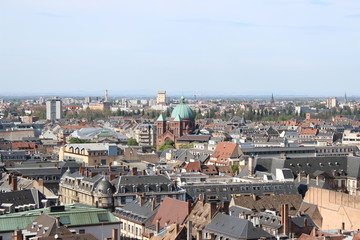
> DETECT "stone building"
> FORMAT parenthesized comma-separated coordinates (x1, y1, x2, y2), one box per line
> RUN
(156, 97, 196, 150)
(59, 169, 186, 210)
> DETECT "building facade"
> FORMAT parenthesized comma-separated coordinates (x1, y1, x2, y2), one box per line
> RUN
(156, 97, 196, 150)
(46, 98, 62, 120)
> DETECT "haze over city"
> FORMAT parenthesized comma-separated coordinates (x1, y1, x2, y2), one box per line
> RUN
(1, 0, 360, 95)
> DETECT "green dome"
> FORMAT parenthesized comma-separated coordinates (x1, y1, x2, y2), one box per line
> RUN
(171, 96, 195, 119)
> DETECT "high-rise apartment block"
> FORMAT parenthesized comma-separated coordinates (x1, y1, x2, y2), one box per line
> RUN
(157, 91, 166, 105)
(46, 98, 62, 120)
(326, 97, 338, 109)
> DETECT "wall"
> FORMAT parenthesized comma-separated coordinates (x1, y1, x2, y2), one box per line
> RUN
(304, 187, 360, 230)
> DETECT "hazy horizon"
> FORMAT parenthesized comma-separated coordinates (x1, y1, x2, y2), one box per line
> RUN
(1, 0, 359, 95)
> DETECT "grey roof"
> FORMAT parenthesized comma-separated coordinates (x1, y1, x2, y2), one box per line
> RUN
(0, 189, 45, 208)
(204, 213, 273, 239)
(114, 199, 159, 224)
(95, 177, 116, 195)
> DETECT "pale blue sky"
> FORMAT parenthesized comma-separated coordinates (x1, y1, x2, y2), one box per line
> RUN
(0, 0, 359, 96)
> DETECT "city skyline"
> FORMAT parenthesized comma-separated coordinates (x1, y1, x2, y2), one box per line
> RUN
(1, 0, 360, 95)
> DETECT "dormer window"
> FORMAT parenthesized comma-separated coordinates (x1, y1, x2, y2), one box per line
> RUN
(133, 185, 137, 193)
(145, 185, 149, 192)
(156, 184, 161, 192)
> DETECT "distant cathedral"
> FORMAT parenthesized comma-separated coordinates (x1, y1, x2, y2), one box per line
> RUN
(156, 96, 196, 149)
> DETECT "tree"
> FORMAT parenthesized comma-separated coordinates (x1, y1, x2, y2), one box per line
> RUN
(159, 140, 175, 152)
(231, 164, 239, 174)
(127, 138, 139, 146)
(68, 138, 90, 144)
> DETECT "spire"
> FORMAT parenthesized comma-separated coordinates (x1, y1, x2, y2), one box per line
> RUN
(345, 92, 348, 104)
(271, 93, 275, 105)
(156, 114, 166, 122)
(174, 114, 182, 122)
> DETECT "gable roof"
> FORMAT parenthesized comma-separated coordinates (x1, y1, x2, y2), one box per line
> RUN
(151, 197, 190, 228)
(204, 213, 273, 239)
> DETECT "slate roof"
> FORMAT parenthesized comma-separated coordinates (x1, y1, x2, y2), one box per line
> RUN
(114, 198, 159, 224)
(204, 213, 273, 239)
(0, 189, 45, 209)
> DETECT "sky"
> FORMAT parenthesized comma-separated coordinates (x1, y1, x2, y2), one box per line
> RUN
(0, 0, 359, 96)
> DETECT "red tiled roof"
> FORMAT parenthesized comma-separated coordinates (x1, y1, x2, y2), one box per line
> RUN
(210, 142, 240, 162)
(184, 162, 201, 172)
(300, 128, 318, 136)
(151, 197, 190, 228)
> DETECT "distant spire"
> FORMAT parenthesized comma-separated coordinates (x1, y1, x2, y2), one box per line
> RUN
(345, 92, 348, 104)
(271, 93, 275, 105)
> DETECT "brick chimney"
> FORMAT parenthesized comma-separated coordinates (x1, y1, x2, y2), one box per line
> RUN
(281, 204, 290, 236)
(112, 228, 118, 240)
(221, 201, 230, 215)
(12, 175, 17, 191)
(13, 229, 22, 240)
(109, 174, 116, 181)
(139, 193, 146, 206)
(248, 156, 254, 176)
(132, 167, 137, 176)
(85, 168, 89, 178)
(8, 174, 12, 185)
(151, 198, 156, 211)
(209, 202, 217, 220)
(109, 162, 113, 172)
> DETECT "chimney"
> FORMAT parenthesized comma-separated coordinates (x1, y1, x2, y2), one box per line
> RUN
(132, 167, 137, 176)
(139, 193, 146, 207)
(252, 194, 257, 201)
(8, 174, 12, 185)
(282, 204, 290, 236)
(316, 176, 319, 186)
(85, 168, 89, 178)
(109, 162, 113, 172)
(342, 222, 345, 231)
(112, 228, 118, 240)
(187, 200, 192, 214)
(210, 202, 217, 220)
(13, 229, 23, 240)
(38, 178, 44, 187)
(175, 224, 179, 235)
(91, 172, 98, 177)
(79, 167, 84, 176)
(12, 175, 17, 191)
(221, 201, 230, 215)
(196, 230, 202, 240)
(156, 219, 160, 233)
(142, 169, 147, 176)
(151, 198, 156, 211)
(55, 217, 60, 228)
(109, 174, 116, 181)
(187, 221, 192, 240)
(248, 157, 254, 176)
(306, 174, 310, 184)
(210, 233, 215, 240)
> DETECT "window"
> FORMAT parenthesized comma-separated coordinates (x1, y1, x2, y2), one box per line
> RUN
(98, 213, 109, 222)
(79, 229, 85, 234)
(59, 216, 71, 225)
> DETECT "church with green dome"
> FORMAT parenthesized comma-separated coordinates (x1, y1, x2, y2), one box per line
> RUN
(156, 96, 196, 150)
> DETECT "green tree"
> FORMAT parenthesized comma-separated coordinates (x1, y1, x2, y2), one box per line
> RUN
(68, 138, 90, 144)
(159, 140, 175, 152)
(127, 138, 139, 146)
